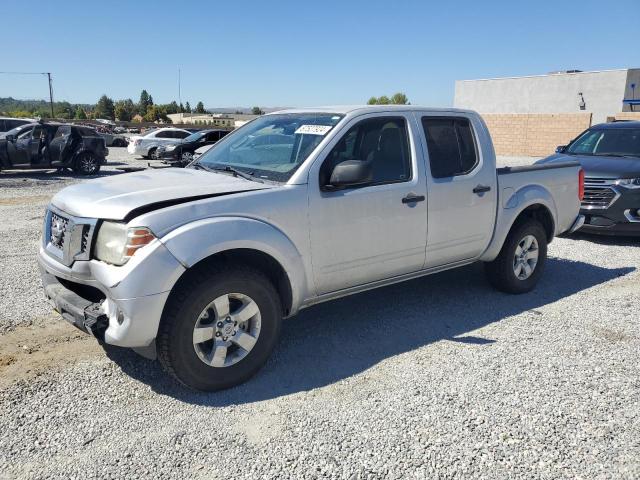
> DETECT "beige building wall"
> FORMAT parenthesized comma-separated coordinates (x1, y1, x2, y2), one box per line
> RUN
(609, 112, 640, 122)
(481, 113, 592, 157)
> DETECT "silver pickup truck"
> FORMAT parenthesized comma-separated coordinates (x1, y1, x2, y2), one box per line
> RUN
(38, 106, 585, 391)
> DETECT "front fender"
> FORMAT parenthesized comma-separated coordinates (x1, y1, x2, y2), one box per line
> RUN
(480, 184, 558, 262)
(160, 216, 308, 314)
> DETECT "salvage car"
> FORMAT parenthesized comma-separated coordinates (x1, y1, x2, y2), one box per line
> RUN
(538, 121, 640, 236)
(0, 116, 36, 133)
(1, 122, 108, 174)
(127, 127, 191, 159)
(38, 106, 584, 391)
(158, 129, 229, 166)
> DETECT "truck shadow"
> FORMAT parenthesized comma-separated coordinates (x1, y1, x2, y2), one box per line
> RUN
(569, 232, 640, 247)
(104, 257, 633, 404)
(0, 166, 126, 181)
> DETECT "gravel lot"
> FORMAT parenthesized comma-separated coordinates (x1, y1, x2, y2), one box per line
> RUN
(1, 149, 639, 479)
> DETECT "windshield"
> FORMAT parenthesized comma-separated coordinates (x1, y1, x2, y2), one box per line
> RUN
(184, 131, 206, 143)
(566, 128, 640, 157)
(195, 113, 343, 182)
(2, 123, 35, 137)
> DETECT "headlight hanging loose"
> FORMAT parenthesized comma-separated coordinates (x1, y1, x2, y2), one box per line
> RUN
(94, 221, 156, 266)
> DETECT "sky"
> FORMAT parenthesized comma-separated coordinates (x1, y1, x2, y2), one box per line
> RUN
(2, 0, 639, 109)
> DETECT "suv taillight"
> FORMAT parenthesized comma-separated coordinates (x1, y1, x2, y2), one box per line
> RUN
(578, 169, 585, 201)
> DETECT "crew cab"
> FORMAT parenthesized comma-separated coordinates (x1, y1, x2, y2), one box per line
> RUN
(38, 106, 584, 391)
(1, 122, 108, 175)
(127, 127, 191, 159)
(537, 121, 640, 236)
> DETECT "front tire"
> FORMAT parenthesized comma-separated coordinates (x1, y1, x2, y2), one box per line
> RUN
(157, 265, 282, 391)
(148, 147, 159, 160)
(484, 219, 547, 294)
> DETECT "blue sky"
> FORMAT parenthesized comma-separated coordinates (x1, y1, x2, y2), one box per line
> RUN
(2, 0, 638, 108)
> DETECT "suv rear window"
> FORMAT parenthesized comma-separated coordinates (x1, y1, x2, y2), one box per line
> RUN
(422, 117, 478, 178)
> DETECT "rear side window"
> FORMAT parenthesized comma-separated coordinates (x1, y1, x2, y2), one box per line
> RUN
(422, 117, 478, 178)
(155, 130, 172, 138)
(174, 130, 190, 139)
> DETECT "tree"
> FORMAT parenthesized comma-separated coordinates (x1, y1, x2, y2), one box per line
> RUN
(165, 101, 179, 115)
(94, 95, 115, 120)
(74, 106, 87, 119)
(179, 102, 184, 113)
(114, 99, 135, 121)
(138, 90, 152, 115)
(390, 92, 409, 105)
(185, 101, 192, 113)
(251, 106, 264, 115)
(366, 92, 410, 105)
(195, 101, 206, 114)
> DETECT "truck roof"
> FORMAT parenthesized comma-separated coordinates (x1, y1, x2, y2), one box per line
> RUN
(591, 120, 640, 129)
(271, 105, 478, 116)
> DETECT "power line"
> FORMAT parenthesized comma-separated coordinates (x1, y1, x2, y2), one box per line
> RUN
(0, 71, 54, 117)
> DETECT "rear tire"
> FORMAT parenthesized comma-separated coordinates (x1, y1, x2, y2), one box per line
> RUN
(484, 219, 547, 294)
(157, 264, 282, 391)
(73, 152, 100, 175)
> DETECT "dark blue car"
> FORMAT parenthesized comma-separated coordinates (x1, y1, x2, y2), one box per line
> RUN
(537, 121, 640, 236)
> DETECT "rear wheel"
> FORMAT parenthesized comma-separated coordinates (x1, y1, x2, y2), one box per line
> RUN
(73, 152, 100, 175)
(484, 219, 547, 294)
(157, 265, 282, 391)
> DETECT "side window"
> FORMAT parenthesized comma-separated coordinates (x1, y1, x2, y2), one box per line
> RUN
(18, 127, 34, 139)
(206, 131, 219, 142)
(54, 126, 71, 139)
(155, 131, 171, 138)
(422, 117, 479, 178)
(321, 117, 411, 187)
(32, 126, 47, 140)
(175, 130, 190, 139)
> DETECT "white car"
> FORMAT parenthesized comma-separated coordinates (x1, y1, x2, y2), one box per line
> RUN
(127, 127, 191, 159)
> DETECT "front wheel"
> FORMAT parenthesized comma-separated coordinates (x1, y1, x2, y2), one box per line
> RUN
(148, 147, 160, 160)
(484, 219, 548, 294)
(157, 265, 282, 391)
(73, 152, 101, 175)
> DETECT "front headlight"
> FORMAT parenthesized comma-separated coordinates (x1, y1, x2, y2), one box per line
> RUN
(165, 144, 177, 151)
(94, 221, 156, 266)
(616, 178, 640, 189)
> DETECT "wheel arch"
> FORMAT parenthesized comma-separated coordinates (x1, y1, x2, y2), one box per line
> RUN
(480, 195, 557, 262)
(160, 216, 309, 317)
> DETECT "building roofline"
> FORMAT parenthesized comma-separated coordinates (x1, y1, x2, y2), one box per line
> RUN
(457, 68, 640, 83)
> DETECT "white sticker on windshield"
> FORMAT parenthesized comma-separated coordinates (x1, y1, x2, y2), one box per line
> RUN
(295, 125, 332, 135)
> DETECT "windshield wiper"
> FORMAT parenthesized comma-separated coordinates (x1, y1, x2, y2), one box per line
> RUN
(593, 153, 639, 158)
(211, 165, 264, 183)
(191, 163, 213, 172)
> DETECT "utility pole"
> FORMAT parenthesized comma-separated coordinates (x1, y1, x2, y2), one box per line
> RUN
(178, 68, 182, 110)
(47, 72, 54, 118)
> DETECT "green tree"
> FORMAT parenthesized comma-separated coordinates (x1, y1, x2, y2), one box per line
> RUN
(114, 99, 135, 121)
(138, 90, 152, 115)
(165, 101, 179, 115)
(366, 92, 409, 105)
(179, 102, 184, 113)
(74, 106, 87, 119)
(195, 101, 206, 114)
(185, 101, 192, 113)
(251, 106, 264, 115)
(94, 95, 115, 120)
(390, 92, 409, 105)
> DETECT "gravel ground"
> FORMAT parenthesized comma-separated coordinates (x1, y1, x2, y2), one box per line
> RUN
(1, 150, 639, 479)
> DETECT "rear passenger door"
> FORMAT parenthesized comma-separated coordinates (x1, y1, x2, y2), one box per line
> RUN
(418, 114, 497, 268)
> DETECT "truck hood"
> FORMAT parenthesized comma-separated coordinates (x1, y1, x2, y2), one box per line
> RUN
(51, 167, 272, 220)
(537, 153, 640, 179)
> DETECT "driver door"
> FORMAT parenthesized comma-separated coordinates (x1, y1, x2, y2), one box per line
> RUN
(308, 113, 428, 294)
(6, 126, 34, 166)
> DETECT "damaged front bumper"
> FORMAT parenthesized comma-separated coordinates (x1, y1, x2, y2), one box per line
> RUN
(38, 238, 185, 351)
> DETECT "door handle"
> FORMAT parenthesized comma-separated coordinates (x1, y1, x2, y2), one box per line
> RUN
(473, 185, 491, 194)
(402, 194, 425, 204)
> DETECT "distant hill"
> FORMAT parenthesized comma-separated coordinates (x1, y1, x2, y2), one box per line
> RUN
(206, 107, 290, 114)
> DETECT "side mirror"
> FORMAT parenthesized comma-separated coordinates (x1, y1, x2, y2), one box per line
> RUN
(556, 145, 566, 153)
(5, 134, 16, 142)
(327, 159, 372, 189)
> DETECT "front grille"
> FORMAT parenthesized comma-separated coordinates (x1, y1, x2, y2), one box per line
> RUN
(581, 185, 618, 210)
(44, 207, 97, 266)
(50, 212, 69, 250)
